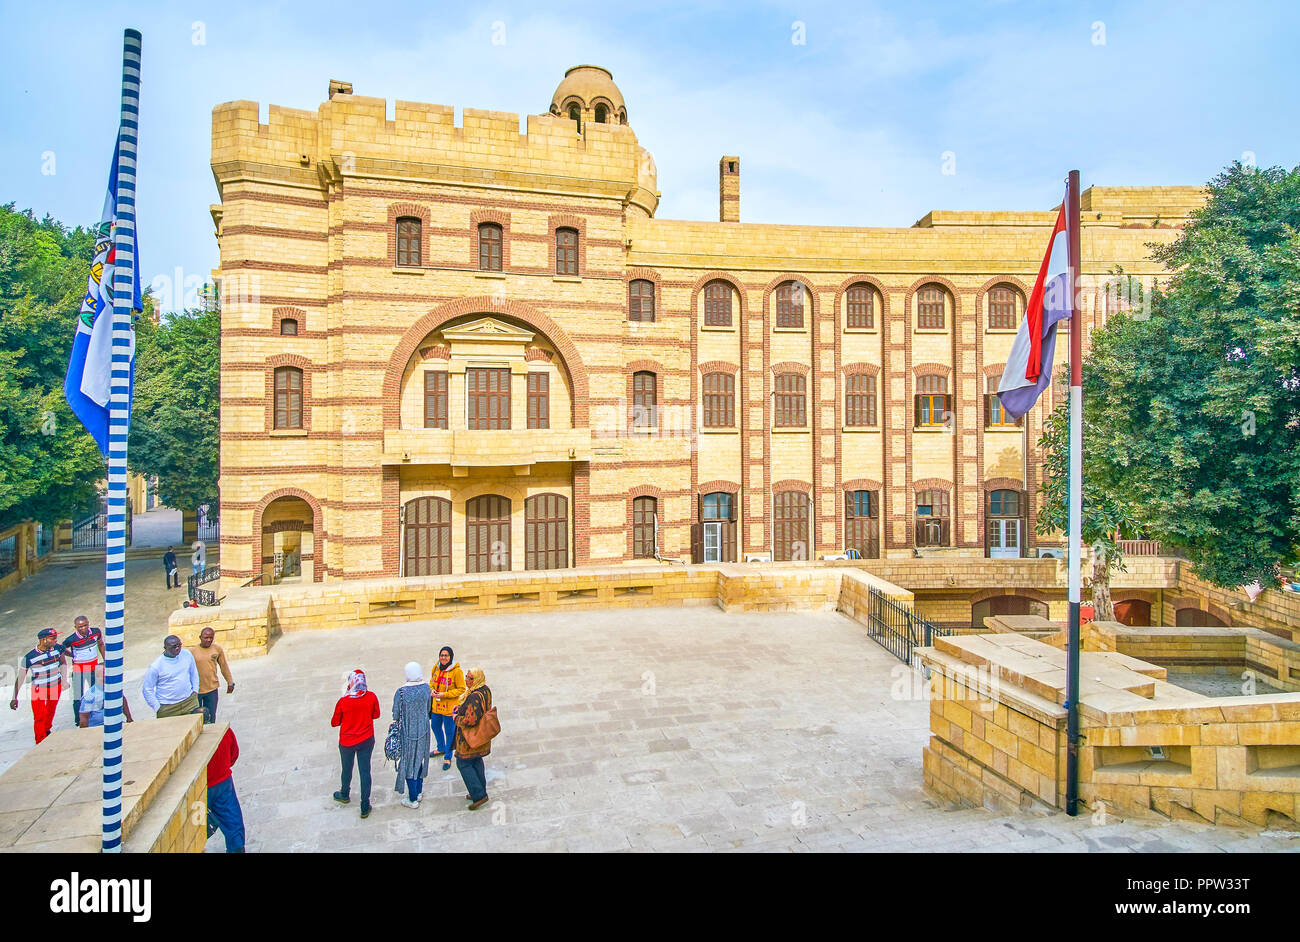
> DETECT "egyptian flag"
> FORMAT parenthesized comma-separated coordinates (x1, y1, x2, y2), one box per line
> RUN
(997, 200, 1071, 421)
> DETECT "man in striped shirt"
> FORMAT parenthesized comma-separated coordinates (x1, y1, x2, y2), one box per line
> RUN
(9, 629, 68, 744)
(63, 616, 105, 724)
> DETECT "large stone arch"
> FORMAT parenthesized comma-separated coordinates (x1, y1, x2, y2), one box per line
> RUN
(252, 487, 324, 583)
(382, 296, 590, 428)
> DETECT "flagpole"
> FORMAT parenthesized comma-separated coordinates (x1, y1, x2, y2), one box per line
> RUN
(102, 27, 142, 853)
(1065, 168, 1083, 816)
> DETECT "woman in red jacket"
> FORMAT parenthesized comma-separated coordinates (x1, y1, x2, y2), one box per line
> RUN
(332, 669, 380, 818)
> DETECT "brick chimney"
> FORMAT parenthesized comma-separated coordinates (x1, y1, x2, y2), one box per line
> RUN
(719, 156, 740, 222)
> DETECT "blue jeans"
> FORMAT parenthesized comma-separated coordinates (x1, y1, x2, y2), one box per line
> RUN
(406, 777, 424, 801)
(206, 777, 245, 852)
(457, 756, 487, 801)
(431, 713, 456, 758)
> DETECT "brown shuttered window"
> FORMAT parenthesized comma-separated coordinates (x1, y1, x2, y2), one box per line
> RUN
(914, 374, 950, 428)
(467, 367, 510, 430)
(702, 372, 735, 428)
(775, 282, 805, 328)
(466, 495, 511, 573)
(773, 491, 810, 561)
(478, 223, 502, 272)
(555, 227, 578, 275)
(525, 493, 568, 570)
(774, 373, 806, 427)
(629, 279, 655, 322)
(985, 373, 1021, 427)
(917, 285, 946, 329)
(279, 318, 298, 336)
(845, 373, 877, 427)
(846, 284, 875, 329)
(527, 372, 549, 429)
(844, 489, 879, 559)
(988, 284, 1019, 329)
(396, 217, 422, 267)
(632, 371, 656, 429)
(915, 489, 951, 547)
(403, 497, 451, 576)
(273, 367, 302, 429)
(704, 280, 733, 326)
(424, 371, 449, 429)
(632, 496, 657, 558)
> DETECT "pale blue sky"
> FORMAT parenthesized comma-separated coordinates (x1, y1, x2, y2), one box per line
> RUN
(2, 0, 1297, 309)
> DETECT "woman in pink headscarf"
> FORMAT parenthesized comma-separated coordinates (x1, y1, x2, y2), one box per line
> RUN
(331, 669, 380, 818)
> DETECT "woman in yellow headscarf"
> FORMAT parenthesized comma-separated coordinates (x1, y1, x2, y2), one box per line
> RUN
(454, 667, 493, 810)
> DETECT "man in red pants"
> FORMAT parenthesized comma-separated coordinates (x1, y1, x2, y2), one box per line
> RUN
(10, 629, 68, 744)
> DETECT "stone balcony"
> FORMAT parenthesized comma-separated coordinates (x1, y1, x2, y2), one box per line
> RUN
(381, 427, 592, 474)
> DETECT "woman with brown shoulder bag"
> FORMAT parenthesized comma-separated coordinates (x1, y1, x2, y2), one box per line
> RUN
(454, 667, 498, 810)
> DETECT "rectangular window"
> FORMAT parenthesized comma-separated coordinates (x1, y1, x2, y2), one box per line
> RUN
(988, 286, 1018, 329)
(914, 374, 950, 428)
(632, 371, 657, 429)
(273, 367, 302, 429)
(632, 497, 657, 558)
(396, 218, 421, 267)
(527, 372, 549, 429)
(629, 280, 655, 322)
(478, 224, 502, 271)
(845, 373, 877, 427)
(774, 373, 806, 427)
(467, 367, 510, 430)
(555, 228, 578, 276)
(424, 371, 448, 429)
(702, 372, 735, 428)
(985, 374, 1020, 427)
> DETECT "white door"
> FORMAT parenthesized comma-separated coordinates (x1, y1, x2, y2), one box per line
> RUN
(989, 519, 1021, 558)
(703, 521, 721, 563)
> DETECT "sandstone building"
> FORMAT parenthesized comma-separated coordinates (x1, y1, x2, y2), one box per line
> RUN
(210, 66, 1204, 593)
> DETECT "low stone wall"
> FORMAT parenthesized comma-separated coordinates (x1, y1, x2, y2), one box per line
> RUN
(917, 633, 1300, 829)
(171, 562, 917, 659)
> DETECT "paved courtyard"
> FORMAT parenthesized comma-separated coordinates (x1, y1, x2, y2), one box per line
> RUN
(2, 563, 1298, 852)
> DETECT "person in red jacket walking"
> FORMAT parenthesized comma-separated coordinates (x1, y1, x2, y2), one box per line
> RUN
(206, 725, 245, 852)
(332, 669, 380, 818)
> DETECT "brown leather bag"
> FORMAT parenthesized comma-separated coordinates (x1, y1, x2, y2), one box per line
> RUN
(461, 696, 500, 750)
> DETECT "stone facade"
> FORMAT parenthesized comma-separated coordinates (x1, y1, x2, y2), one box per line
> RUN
(210, 66, 1205, 591)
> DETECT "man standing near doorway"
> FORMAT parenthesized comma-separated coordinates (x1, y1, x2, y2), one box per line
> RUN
(163, 546, 180, 589)
(10, 629, 67, 744)
(190, 627, 235, 723)
(141, 635, 200, 717)
(63, 615, 105, 725)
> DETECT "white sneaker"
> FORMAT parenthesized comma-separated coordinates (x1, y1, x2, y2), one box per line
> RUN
(401, 798, 420, 809)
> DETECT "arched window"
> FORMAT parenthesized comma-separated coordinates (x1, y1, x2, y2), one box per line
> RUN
(702, 372, 735, 428)
(914, 374, 950, 428)
(987, 283, 1022, 330)
(773, 373, 806, 427)
(555, 227, 578, 276)
(844, 489, 879, 559)
(985, 374, 1021, 427)
(466, 495, 511, 573)
(273, 367, 302, 429)
(693, 491, 737, 563)
(403, 496, 451, 576)
(915, 489, 950, 547)
(703, 280, 733, 327)
(632, 496, 657, 558)
(632, 371, 656, 429)
(396, 216, 421, 267)
(595, 103, 608, 124)
(775, 281, 805, 328)
(845, 374, 876, 427)
(279, 318, 298, 336)
(628, 279, 655, 322)
(846, 283, 877, 329)
(478, 223, 502, 272)
(567, 103, 580, 124)
(987, 488, 1023, 558)
(916, 284, 948, 329)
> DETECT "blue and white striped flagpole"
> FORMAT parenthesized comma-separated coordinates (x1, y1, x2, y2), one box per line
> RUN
(102, 28, 142, 854)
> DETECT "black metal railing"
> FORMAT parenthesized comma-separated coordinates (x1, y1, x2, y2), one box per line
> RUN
(864, 585, 951, 664)
(242, 573, 264, 588)
(188, 566, 222, 605)
(197, 517, 219, 542)
(71, 512, 107, 548)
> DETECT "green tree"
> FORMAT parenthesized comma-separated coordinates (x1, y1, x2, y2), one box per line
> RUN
(0, 204, 106, 531)
(1039, 162, 1300, 595)
(128, 307, 220, 512)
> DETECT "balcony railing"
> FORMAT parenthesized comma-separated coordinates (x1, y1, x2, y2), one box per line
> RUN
(382, 427, 592, 469)
(1118, 540, 1163, 556)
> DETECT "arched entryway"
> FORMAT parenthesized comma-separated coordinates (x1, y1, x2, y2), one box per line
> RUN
(1175, 607, 1227, 627)
(466, 495, 511, 573)
(260, 495, 315, 585)
(1113, 599, 1152, 626)
(524, 493, 568, 570)
(972, 594, 1048, 629)
(403, 497, 451, 576)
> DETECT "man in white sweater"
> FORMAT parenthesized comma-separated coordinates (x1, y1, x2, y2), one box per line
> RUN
(141, 635, 201, 718)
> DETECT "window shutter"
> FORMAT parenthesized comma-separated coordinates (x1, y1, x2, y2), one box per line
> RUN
(690, 523, 703, 564)
(983, 393, 992, 428)
(942, 395, 953, 426)
(913, 394, 923, 428)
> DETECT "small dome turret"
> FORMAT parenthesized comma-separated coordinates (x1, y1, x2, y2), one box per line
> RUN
(549, 65, 627, 126)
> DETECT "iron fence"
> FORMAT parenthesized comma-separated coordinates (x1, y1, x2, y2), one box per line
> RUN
(188, 566, 222, 606)
(863, 585, 951, 664)
(197, 517, 218, 542)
